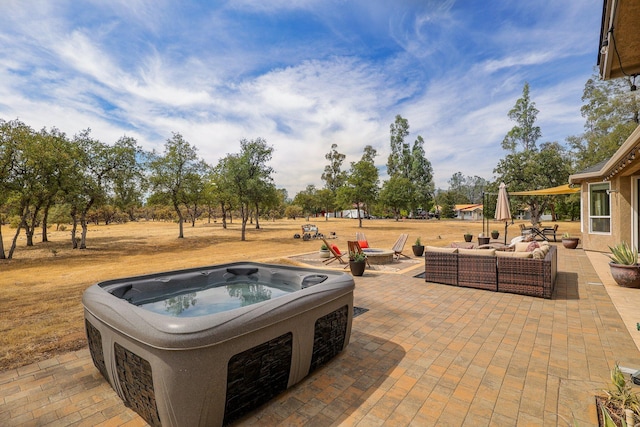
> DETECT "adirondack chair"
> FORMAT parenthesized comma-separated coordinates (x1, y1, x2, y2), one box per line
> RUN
(355, 232, 369, 248)
(392, 233, 410, 259)
(321, 238, 345, 265)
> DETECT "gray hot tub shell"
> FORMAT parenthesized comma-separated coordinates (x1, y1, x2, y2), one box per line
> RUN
(82, 262, 354, 426)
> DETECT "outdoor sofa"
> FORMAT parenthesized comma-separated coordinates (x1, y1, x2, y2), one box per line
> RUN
(424, 242, 557, 299)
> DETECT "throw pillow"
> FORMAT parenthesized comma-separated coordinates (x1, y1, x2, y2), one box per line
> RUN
(331, 244, 341, 255)
(358, 240, 369, 249)
(526, 241, 540, 252)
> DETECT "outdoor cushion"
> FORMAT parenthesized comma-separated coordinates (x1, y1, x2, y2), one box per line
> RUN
(496, 251, 533, 258)
(457, 248, 496, 256)
(450, 242, 474, 249)
(331, 244, 341, 255)
(526, 241, 540, 251)
(358, 240, 369, 249)
(425, 246, 458, 253)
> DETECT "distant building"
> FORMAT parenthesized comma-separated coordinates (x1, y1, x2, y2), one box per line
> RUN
(454, 204, 483, 221)
(341, 209, 366, 219)
(326, 209, 367, 219)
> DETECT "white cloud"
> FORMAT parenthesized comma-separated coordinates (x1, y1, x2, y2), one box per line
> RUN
(0, 0, 603, 196)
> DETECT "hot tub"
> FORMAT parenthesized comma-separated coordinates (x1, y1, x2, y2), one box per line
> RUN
(82, 262, 354, 427)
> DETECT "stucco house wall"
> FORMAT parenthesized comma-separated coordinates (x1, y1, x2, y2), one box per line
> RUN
(570, 125, 640, 252)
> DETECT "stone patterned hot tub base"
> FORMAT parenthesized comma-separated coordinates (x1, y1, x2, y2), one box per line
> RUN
(83, 262, 354, 427)
(86, 306, 349, 426)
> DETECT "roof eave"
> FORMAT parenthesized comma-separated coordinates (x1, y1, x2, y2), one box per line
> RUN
(598, 0, 640, 80)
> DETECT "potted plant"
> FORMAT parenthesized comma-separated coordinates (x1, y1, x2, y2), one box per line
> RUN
(478, 232, 490, 246)
(491, 230, 500, 240)
(319, 243, 330, 258)
(562, 232, 580, 249)
(463, 233, 473, 243)
(608, 242, 640, 288)
(595, 363, 640, 426)
(349, 251, 367, 276)
(412, 237, 425, 257)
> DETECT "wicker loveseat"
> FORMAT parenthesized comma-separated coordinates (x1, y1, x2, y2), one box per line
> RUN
(424, 243, 557, 299)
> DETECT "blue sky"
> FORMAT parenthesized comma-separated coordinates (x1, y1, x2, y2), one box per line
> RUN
(0, 0, 601, 195)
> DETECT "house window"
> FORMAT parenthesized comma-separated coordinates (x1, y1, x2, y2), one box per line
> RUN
(589, 182, 611, 233)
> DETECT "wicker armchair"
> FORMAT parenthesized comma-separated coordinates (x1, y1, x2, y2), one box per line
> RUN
(497, 245, 557, 298)
(424, 247, 458, 286)
(457, 249, 497, 291)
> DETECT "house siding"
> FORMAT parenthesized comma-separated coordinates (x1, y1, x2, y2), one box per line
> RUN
(578, 175, 632, 252)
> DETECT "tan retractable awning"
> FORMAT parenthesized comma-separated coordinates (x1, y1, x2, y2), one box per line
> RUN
(509, 184, 579, 196)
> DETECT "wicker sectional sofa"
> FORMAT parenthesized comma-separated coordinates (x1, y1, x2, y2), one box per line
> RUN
(424, 243, 557, 299)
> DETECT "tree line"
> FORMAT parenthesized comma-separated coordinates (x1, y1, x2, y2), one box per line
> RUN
(1, 73, 638, 258)
(0, 123, 281, 259)
(0, 113, 436, 259)
(296, 116, 436, 227)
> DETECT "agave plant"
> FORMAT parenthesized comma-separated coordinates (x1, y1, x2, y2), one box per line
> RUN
(349, 251, 366, 262)
(608, 242, 639, 265)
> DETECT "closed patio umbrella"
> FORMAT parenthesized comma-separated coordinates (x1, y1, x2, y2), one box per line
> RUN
(495, 182, 512, 244)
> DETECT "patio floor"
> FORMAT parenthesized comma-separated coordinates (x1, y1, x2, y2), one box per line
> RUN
(2, 243, 640, 426)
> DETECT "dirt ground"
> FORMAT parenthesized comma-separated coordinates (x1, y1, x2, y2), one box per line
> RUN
(0, 217, 580, 371)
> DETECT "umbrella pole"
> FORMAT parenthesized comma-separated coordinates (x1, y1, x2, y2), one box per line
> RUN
(483, 191, 486, 237)
(504, 221, 508, 245)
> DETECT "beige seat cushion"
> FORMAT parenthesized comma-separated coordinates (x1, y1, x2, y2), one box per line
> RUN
(457, 248, 496, 256)
(425, 246, 458, 254)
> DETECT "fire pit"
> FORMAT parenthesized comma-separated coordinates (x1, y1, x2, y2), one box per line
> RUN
(362, 248, 395, 264)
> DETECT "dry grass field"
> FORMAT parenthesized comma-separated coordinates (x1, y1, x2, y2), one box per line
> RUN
(0, 217, 580, 372)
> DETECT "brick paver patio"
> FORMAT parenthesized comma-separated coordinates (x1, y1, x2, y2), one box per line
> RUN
(2, 244, 639, 426)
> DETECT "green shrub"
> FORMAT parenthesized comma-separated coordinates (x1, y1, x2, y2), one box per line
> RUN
(349, 251, 366, 262)
(599, 363, 640, 424)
